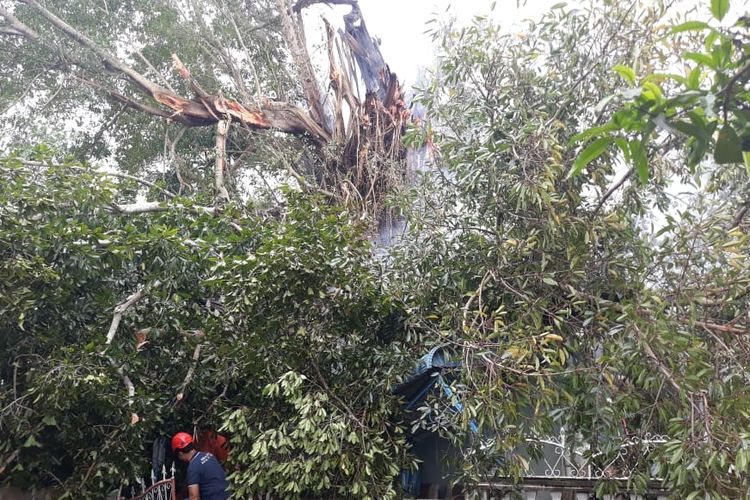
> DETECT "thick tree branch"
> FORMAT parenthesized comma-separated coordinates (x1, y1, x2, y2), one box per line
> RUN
(0, 5, 39, 41)
(21, 0, 330, 143)
(274, 0, 327, 128)
(21, 0, 162, 96)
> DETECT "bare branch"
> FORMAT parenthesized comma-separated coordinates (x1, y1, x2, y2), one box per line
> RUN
(594, 168, 634, 214)
(174, 343, 203, 405)
(19, 160, 177, 198)
(632, 324, 682, 393)
(136, 50, 176, 94)
(0, 5, 39, 41)
(0, 449, 20, 476)
(21, 0, 163, 96)
(293, 0, 357, 13)
(172, 53, 210, 99)
(107, 357, 138, 425)
(105, 280, 161, 345)
(214, 119, 230, 203)
(109, 201, 215, 215)
(694, 320, 747, 335)
(730, 200, 750, 229)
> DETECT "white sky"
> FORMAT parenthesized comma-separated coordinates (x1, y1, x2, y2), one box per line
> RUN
(357, 0, 560, 85)
(347, 0, 748, 87)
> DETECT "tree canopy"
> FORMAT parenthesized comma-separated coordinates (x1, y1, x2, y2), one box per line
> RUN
(1, 0, 750, 498)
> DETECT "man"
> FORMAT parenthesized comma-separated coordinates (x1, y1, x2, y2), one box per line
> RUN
(171, 432, 230, 500)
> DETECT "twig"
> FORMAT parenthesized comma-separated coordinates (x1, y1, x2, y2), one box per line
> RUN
(461, 270, 495, 332)
(730, 200, 750, 229)
(594, 168, 634, 214)
(0, 449, 20, 476)
(136, 50, 176, 94)
(19, 160, 177, 198)
(694, 320, 747, 335)
(719, 61, 750, 123)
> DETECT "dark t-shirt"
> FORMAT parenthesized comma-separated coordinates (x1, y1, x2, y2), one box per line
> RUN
(186, 451, 229, 500)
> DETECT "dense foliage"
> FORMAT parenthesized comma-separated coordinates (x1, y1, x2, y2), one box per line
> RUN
(0, 150, 415, 497)
(392, 0, 750, 496)
(1, 0, 750, 498)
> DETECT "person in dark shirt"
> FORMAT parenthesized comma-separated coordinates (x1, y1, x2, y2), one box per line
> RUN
(172, 432, 230, 500)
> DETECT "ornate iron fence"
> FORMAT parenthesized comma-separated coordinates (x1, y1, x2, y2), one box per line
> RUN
(525, 432, 670, 480)
(123, 464, 177, 500)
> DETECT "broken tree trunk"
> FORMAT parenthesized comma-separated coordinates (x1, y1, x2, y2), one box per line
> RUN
(8, 0, 409, 215)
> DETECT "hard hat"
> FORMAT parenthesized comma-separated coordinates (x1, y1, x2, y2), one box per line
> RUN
(171, 432, 193, 452)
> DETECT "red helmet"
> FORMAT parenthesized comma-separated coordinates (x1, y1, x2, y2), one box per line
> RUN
(171, 432, 193, 452)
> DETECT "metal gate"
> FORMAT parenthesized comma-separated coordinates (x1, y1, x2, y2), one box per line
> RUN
(124, 464, 177, 500)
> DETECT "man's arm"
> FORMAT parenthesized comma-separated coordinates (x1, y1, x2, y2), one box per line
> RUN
(188, 484, 200, 500)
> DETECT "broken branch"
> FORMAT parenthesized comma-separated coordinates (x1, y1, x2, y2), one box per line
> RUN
(174, 343, 203, 405)
(105, 280, 161, 345)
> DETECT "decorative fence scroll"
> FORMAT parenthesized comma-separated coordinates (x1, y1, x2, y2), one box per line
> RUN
(525, 431, 670, 480)
(124, 463, 177, 500)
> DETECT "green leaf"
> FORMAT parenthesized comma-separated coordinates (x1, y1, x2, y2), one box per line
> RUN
(641, 81, 663, 100)
(714, 125, 743, 164)
(567, 137, 614, 178)
(684, 51, 716, 68)
(569, 122, 618, 145)
(612, 64, 637, 86)
(614, 137, 631, 163)
(711, 0, 730, 21)
(669, 21, 712, 34)
(42, 415, 58, 426)
(686, 67, 702, 90)
(542, 277, 558, 286)
(670, 120, 708, 140)
(643, 73, 687, 85)
(629, 140, 649, 184)
(23, 435, 42, 448)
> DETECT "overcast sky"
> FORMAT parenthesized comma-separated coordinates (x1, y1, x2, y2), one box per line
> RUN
(318, 0, 748, 87)
(356, 0, 559, 85)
